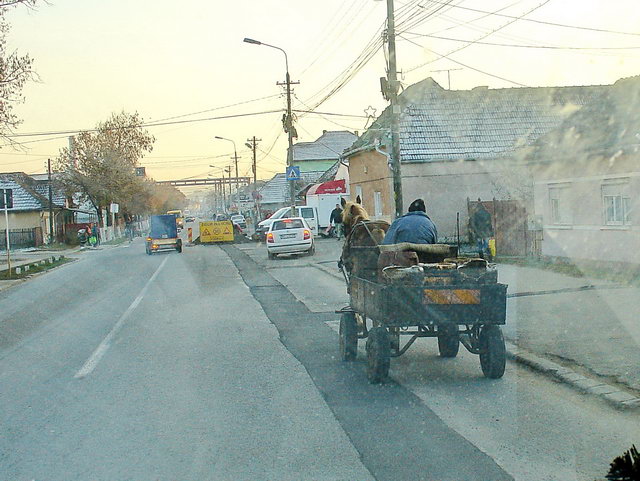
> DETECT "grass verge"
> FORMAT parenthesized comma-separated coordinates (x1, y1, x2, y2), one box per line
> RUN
(0, 257, 74, 280)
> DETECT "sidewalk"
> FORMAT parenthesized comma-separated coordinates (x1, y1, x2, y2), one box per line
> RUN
(311, 238, 640, 394)
(499, 264, 640, 392)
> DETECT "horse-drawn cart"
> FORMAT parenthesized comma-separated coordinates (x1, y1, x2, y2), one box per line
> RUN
(338, 242, 508, 383)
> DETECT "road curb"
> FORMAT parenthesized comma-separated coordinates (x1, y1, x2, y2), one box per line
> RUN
(505, 341, 640, 410)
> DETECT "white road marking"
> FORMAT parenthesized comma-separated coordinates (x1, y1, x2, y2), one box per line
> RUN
(74, 256, 169, 379)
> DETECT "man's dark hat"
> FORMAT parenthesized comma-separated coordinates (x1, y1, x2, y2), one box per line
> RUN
(408, 198, 426, 212)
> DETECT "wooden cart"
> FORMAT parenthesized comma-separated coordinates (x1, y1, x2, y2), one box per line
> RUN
(338, 244, 508, 383)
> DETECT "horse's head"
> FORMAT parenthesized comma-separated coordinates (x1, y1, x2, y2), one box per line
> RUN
(341, 196, 369, 234)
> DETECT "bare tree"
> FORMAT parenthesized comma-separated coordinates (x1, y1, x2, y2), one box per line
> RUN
(0, 0, 40, 143)
(55, 111, 155, 225)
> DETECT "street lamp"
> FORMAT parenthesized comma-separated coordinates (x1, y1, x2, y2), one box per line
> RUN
(243, 37, 296, 215)
(213, 136, 240, 210)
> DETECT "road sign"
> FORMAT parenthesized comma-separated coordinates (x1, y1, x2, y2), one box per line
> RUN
(286, 166, 301, 181)
(0, 188, 13, 209)
(200, 220, 234, 243)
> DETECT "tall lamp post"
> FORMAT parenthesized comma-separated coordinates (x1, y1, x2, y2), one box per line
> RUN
(214, 136, 239, 211)
(243, 37, 297, 215)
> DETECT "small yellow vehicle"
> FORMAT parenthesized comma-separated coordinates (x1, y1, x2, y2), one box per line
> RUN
(166, 210, 184, 229)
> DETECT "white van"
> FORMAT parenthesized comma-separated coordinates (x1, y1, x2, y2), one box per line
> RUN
(257, 205, 319, 239)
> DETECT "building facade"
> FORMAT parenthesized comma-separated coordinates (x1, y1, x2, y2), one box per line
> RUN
(345, 78, 608, 245)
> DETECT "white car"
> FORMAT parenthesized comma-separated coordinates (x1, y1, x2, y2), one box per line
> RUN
(230, 214, 246, 229)
(266, 217, 315, 259)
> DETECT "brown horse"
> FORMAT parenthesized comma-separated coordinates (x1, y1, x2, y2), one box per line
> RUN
(340, 196, 389, 280)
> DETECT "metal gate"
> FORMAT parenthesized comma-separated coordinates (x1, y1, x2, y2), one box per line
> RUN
(467, 199, 531, 257)
(0, 228, 38, 249)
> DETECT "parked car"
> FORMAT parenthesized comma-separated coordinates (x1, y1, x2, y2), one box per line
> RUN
(230, 214, 247, 229)
(266, 217, 315, 259)
(256, 205, 319, 241)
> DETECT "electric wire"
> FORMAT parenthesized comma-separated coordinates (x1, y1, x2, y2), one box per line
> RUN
(421, 0, 640, 36)
(400, 34, 529, 86)
(404, 0, 552, 73)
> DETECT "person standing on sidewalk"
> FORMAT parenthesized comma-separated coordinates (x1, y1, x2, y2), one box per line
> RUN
(470, 200, 494, 260)
(329, 204, 343, 239)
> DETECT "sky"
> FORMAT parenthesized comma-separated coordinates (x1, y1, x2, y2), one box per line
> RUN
(1, 0, 639, 195)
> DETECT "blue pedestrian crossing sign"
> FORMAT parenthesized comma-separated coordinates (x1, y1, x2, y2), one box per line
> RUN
(286, 166, 301, 181)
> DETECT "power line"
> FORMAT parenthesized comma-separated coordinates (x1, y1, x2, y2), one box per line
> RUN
(422, 0, 640, 36)
(146, 94, 282, 124)
(402, 31, 640, 49)
(400, 34, 529, 86)
(5, 109, 284, 139)
(404, 0, 552, 74)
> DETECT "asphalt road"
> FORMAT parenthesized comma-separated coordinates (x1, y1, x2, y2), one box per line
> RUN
(1, 238, 638, 481)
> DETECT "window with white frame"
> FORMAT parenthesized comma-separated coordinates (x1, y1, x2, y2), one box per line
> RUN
(602, 180, 631, 226)
(548, 183, 572, 225)
(374, 191, 382, 217)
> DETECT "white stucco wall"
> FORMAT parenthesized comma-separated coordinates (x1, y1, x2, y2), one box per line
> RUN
(401, 159, 532, 241)
(534, 165, 640, 265)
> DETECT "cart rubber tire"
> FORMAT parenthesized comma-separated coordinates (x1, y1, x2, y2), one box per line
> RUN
(307, 244, 316, 256)
(437, 324, 460, 358)
(176, 242, 182, 253)
(479, 325, 506, 379)
(339, 312, 358, 361)
(366, 327, 390, 383)
(268, 251, 276, 260)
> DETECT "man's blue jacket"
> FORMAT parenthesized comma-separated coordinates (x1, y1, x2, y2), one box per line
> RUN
(382, 211, 438, 245)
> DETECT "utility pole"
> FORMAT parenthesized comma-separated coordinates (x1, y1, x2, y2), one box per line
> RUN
(47, 158, 54, 244)
(277, 75, 300, 216)
(385, 0, 404, 218)
(242, 38, 298, 214)
(224, 167, 232, 213)
(246, 136, 262, 222)
(221, 179, 226, 213)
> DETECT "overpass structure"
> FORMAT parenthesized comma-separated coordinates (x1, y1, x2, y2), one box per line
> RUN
(156, 176, 252, 187)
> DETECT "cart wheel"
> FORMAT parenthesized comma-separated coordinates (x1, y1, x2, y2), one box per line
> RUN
(307, 244, 316, 256)
(176, 242, 183, 253)
(479, 325, 506, 379)
(366, 327, 390, 383)
(268, 251, 276, 260)
(339, 312, 358, 361)
(437, 324, 460, 358)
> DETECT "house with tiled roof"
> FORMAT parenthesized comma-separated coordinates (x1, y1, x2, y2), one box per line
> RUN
(0, 172, 79, 246)
(258, 130, 357, 214)
(258, 171, 325, 213)
(292, 131, 358, 173)
(524, 75, 640, 269)
(344, 77, 609, 244)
